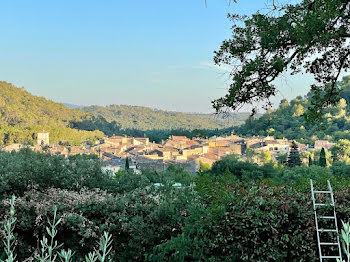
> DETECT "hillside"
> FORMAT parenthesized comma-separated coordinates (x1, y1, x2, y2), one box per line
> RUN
(235, 76, 350, 145)
(82, 105, 240, 130)
(0, 82, 239, 146)
(193, 112, 262, 122)
(0, 81, 103, 146)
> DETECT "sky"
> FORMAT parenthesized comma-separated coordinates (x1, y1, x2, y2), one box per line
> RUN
(0, 0, 317, 113)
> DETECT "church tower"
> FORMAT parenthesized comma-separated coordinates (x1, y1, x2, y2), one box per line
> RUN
(37, 131, 50, 146)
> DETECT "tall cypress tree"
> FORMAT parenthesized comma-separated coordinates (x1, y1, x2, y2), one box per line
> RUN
(319, 147, 327, 167)
(125, 157, 130, 170)
(287, 141, 302, 167)
(308, 155, 313, 167)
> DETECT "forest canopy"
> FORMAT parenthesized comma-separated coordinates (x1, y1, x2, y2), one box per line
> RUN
(235, 75, 350, 144)
(0, 82, 238, 146)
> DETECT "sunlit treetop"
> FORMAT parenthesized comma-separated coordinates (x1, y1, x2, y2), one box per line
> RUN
(213, 0, 350, 121)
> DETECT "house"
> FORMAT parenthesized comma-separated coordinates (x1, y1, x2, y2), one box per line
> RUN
(255, 141, 289, 154)
(228, 144, 243, 155)
(125, 145, 149, 156)
(104, 136, 129, 146)
(182, 145, 204, 157)
(171, 136, 190, 141)
(132, 138, 149, 146)
(210, 147, 234, 158)
(314, 140, 335, 150)
(148, 147, 179, 160)
(165, 136, 191, 149)
(246, 137, 265, 148)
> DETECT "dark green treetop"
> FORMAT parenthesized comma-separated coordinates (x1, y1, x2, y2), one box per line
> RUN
(319, 147, 327, 167)
(125, 157, 130, 170)
(287, 141, 302, 167)
(308, 155, 313, 167)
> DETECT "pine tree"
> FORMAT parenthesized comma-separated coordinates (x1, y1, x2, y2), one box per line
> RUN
(319, 147, 327, 167)
(125, 157, 130, 170)
(308, 155, 313, 167)
(287, 141, 302, 167)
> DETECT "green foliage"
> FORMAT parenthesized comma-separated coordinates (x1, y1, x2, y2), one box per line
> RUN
(319, 147, 327, 167)
(1, 196, 16, 262)
(277, 152, 288, 165)
(158, 175, 317, 261)
(0, 198, 113, 262)
(308, 155, 313, 167)
(82, 105, 239, 131)
(0, 149, 199, 261)
(199, 161, 211, 172)
(125, 157, 130, 170)
(213, 0, 350, 119)
(0, 82, 103, 146)
(74, 105, 242, 143)
(210, 155, 278, 181)
(287, 141, 302, 167)
(0, 82, 239, 146)
(236, 80, 350, 144)
(260, 151, 272, 164)
(337, 221, 350, 262)
(0, 148, 117, 196)
(4, 150, 350, 260)
(35, 206, 73, 262)
(332, 139, 350, 164)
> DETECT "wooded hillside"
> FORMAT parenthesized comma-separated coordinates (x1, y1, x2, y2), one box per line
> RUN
(0, 81, 103, 146)
(235, 76, 350, 145)
(82, 105, 239, 131)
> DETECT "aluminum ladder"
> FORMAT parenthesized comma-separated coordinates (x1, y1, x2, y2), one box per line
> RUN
(310, 179, 342, 261)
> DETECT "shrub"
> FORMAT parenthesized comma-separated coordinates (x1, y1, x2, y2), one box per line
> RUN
(0, 196, 113, 262)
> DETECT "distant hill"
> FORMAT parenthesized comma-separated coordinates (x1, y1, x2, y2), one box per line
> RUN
(0, 81, 103, 146)
(0, 81, 241, 146)
(82, 105, 242, 131)
(64, 103, 84, 109)
(235, 76, 350, 145)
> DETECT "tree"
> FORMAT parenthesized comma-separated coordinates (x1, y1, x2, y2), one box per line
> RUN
(260, 151, 272, 164)
(199, 161, 211, 172)
(276, 152, 288, 165)
(213, 0, 350, 120)
(319, 147, 327, 167)
(125, 157, 130, 170)
(292, 104, 304, 117)
(287, 141, 302, 167)
(245, 148, 258, 163)
(308, 155, 313, 167)
(331, 139, 350, 164)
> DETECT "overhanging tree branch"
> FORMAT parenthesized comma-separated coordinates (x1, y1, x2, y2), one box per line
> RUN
(213, 0, 350, 120)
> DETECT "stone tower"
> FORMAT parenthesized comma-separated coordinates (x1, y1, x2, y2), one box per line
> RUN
(37, 131, 50, 146)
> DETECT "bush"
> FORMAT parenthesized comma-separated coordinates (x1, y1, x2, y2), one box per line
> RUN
(3, 150, 350, 261)
(210, 155, 278, 181)
(160, 175, 318, 261)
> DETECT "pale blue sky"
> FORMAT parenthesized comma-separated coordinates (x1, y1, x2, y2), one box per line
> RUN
(0, 0, 315, 113)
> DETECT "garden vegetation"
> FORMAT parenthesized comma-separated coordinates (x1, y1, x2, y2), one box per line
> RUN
(2, 150, 350, 261)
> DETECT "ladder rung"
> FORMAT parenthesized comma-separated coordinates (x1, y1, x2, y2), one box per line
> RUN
(321, 256, 341, 259)
(318, 229, 338, 232)
(319, 216, 335, 219)
(314, 191, 331, 194)
(320, 242, 339, 245)
(315, 203, 334, 206)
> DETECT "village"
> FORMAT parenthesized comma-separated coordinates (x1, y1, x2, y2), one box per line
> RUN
(0, 130, 336, 175)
